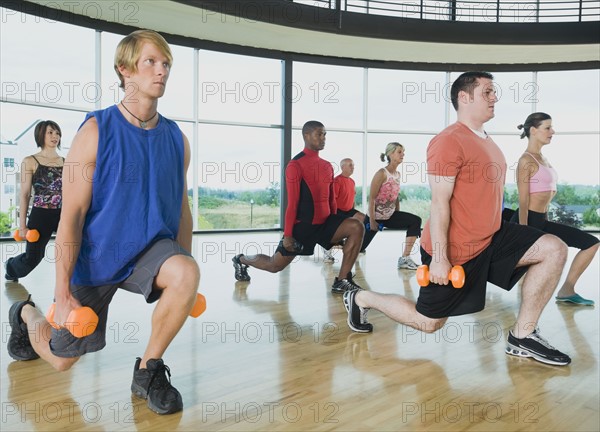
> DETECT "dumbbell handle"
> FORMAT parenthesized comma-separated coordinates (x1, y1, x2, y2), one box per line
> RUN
(46, 303, 99, 338)
(416, 265, 465, 289)
(13, 229, 40, 243)
(365, 222, 384, 231)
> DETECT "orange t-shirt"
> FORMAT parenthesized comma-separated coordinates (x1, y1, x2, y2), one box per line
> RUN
(421, 122, 506, 265)
(334, 174, 356, 212)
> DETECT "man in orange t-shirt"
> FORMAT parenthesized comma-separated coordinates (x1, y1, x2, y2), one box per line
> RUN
(343, 72, 571, 367)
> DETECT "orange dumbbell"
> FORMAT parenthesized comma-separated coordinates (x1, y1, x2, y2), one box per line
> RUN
(46, 303, 99, 338)
(416, 265, 465, 289)
(13, 229, 40, 243)
(189, 293, 207, 318)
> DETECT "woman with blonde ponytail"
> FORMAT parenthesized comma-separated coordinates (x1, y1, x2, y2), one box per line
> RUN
(360, 142, 422, 269)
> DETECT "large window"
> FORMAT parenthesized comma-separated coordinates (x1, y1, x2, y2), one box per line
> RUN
(198, 51, 282, 125)
(197, 124, 282, 229)
(292, 62, 364, 130)
(1, 6, 598, 236)
(367, 70, 446, 132)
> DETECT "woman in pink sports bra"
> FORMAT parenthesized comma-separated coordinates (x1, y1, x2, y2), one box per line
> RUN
(513, 112, 599, 306)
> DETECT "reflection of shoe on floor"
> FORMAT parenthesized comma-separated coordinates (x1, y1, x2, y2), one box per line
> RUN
(343, 333, 370, 363)
(8, 294, 40, 361)
(232, 254, 251, 281)
(555, 293, 594, 306)
(323, 249, 335, 263)
(397, 256, 418, 270)
(4, 283, 30, 303)
(131, 357, 183, 415)
(505, 327, 571, 366)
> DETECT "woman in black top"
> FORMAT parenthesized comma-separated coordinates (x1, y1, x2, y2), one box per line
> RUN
(5, 120, 64, 282)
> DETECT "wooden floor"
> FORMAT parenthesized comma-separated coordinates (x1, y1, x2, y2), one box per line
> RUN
(1, 231, 598, 431)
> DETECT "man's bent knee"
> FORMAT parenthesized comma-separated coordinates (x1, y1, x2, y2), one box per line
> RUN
(416, 317, 447, 334)
(541, 234, 568, 263)
(51, 356, 79, 372)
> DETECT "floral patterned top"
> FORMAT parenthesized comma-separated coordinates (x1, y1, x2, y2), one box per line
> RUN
(31, 156, 63, 209)
(374, 168, 400, 220)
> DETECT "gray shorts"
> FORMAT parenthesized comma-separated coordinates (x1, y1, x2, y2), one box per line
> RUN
(49, 238, 191, 358)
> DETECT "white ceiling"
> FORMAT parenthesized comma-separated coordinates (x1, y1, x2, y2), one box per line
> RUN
(30, 0, 600, 66)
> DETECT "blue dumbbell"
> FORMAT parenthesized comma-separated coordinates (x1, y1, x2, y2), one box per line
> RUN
(365, 222, 384, 231)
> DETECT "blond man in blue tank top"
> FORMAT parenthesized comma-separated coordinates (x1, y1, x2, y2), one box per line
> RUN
(7, 30, 199, 416)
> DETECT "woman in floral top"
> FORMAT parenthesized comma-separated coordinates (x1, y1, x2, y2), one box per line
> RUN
(5, 120, 64, 282)
(362, 142, 422, 270)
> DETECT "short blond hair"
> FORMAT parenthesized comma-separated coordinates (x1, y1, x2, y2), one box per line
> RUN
(114, 30, 173, 89)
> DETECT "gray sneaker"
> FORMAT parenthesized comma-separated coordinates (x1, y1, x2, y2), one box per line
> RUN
(506, 327, 571, 366)
(397, 256, 418, 270)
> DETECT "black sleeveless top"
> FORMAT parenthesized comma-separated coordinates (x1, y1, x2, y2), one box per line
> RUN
(31, 156, 63, 209)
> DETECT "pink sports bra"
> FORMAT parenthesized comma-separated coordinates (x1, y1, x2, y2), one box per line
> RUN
(525, 152, 558, 193)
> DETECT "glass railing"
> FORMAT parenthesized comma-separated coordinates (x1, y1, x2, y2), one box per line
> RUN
(292, 0, 600, 22)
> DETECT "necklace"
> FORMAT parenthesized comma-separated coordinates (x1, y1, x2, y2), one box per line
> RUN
(120, 102, 157, 128)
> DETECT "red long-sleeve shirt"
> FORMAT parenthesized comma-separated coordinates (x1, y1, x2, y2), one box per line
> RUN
(333, 174, 356, 212)
(284, 148, 336, 237)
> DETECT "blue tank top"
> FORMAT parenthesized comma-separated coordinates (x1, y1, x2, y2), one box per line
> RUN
(72, 105, 184, 286)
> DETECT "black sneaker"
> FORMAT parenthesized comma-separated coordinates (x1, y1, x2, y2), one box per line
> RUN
(8, 295, 39, 361)
(232, 254, 251, 281)
(331, 272, 362, 294)
(4, 260, 18, 282)
(506, 328, 571, 366)
(343, 289, 373, 333)
(131, 357, 183, 415)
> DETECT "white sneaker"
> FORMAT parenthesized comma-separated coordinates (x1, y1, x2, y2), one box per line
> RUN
(397, 256, 418, 270)
(323, 249, 335, 263)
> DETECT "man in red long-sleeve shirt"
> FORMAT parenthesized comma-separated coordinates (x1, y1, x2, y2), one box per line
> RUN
(323, 158, 374, 262)
(233, 121, 365, 294)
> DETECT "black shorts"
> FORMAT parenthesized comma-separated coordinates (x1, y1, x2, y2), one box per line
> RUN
(337, 208, 359, 218)
(49, 239, 191, 358)
(417, 222, 544, 318)
(276, 214, 347, 256)
(511, 209, 599, 250)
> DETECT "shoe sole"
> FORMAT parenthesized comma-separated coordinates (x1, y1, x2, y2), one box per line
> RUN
(505, 343, 570, 366)
(343, 293, 372, 333)
(8, 301, 39, 361)
(232, 258, 251, 281)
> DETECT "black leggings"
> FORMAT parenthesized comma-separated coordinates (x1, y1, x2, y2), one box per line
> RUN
(510, 209, 599, 250)
(6, 207, 61, 279)
(361, 211, 422, 251)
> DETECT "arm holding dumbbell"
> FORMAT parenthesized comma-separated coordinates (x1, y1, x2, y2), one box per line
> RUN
(53, 118, 98, 326)
(427, 174, 456, 286)
(368, 169, 386, 232)
(18, 156, 36, 239)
